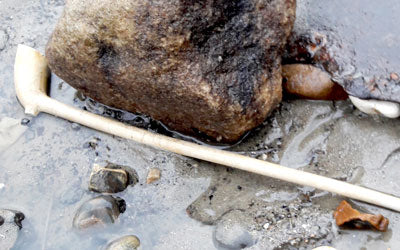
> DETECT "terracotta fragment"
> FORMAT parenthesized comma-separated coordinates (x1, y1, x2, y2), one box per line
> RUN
(333, 200, 389, 232)
(146, 168, 161, 184)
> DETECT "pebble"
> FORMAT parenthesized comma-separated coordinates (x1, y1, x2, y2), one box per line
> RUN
(260, 153, 268, 161)
(390, 73, 399, 81)
(72, 195, 126, 230)
(89, 163, 138, 193)
(146, 168, 161, 184)
(84, 138, 99, 150)
(0, 209, 25, 250)
(282, 64, 348, 100)
(106, 235, 141, 250)
(20, 118, 30, 126)
(89, 164, 129, 193)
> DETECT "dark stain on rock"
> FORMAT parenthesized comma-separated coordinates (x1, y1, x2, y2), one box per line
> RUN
(183, 0, 251, 49)
(96, 39, 119, 83)
(181, 0, 259, 109)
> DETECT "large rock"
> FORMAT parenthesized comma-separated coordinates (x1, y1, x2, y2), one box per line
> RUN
(46, 0, 296, 142)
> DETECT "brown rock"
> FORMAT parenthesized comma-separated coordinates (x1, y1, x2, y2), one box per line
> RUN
(146, 168, 161, 184)
(282, 64, 348, 100)
(333, 200, 389, 232)
(46, 0, 296, 142)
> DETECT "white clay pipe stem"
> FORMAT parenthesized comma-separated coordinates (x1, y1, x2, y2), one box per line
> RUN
(14, 44, 400, 212)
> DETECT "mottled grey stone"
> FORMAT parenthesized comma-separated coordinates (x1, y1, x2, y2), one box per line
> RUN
(72, 195, 126, 230)
(0, 209, 25, 250)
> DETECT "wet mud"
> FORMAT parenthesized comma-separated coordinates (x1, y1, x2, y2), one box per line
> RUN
(0, 0, 400, 249)
(286, 0, 400, 103)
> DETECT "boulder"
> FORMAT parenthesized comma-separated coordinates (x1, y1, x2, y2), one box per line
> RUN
(46, 0, 296, 142)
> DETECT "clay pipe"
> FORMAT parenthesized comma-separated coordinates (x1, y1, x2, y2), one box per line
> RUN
(14, 44, 400, 212)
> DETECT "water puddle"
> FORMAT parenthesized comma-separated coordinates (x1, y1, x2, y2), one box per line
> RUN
(0, 117, 27, 153)
(280, 103, 344, 169)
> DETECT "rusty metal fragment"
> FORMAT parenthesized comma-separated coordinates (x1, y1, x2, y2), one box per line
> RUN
(333, 200, 389, 232)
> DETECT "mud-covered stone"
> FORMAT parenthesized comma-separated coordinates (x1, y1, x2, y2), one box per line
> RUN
(89, 163, 138, 193)
(0, 209, 25, 250)
(72, 195, 126, 230)
(46, 0, 296, 142)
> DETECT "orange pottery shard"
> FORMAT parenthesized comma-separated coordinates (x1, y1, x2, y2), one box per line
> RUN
(333, 200, 389, 232)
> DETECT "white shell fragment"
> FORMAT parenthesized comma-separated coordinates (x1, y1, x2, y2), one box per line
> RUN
(349, 96, 400, 118)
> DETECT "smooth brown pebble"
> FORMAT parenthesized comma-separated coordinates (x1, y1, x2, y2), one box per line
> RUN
(146, 168, 161, 184)
(72, 196, 126, 230)
(106, 235, 140, 250)
(282, 64, 348, 100)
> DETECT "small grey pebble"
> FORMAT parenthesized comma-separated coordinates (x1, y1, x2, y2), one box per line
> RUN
(21, 118, 30, 126)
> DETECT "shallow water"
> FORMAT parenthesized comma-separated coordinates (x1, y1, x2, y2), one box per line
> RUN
(0, 0, 400, 249)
